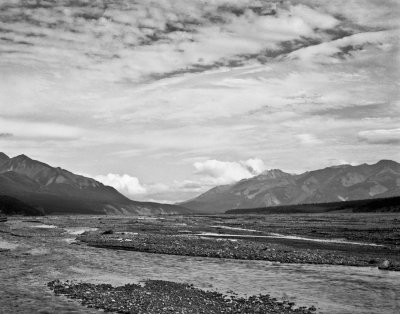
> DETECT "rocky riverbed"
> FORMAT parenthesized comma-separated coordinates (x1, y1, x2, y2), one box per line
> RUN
(78, 230, 400, 270)
(1, 215, 400, 314)
(48, 279, 317, 314)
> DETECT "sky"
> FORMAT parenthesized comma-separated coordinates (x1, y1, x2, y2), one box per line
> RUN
(0, 0, 399, 203)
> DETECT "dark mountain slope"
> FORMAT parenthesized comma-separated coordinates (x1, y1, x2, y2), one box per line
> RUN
(0, 195, 44, 216)
(0, 152, 10, 164)
(226, 196, 400, 214)
(0, 153, 190, 215)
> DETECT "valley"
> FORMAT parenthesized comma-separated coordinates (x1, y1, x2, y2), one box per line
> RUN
(1, 213, 399, 313)
(1, 0, 399, 313)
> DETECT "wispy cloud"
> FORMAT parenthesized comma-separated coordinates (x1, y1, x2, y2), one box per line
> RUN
(0, 132, 13, 138)
(358, 129, 400, 145)
(0, 117, 82, 140)
(0, 0, 356, 83)
(296, 133, 322, 145)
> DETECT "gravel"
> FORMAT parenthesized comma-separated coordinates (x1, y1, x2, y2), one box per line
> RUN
(78, 232, 400, 269)
(48, 279, 317, 314)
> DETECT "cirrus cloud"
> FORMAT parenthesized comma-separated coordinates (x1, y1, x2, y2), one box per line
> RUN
(0, 117, 82, 141)
(358, 128, 400, 145)
(0, 0, 398, 203)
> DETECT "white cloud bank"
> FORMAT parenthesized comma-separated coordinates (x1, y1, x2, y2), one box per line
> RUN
(95, 173, 147, 195)
(94, 173, 171, 197)
(194, 158, 266, 185)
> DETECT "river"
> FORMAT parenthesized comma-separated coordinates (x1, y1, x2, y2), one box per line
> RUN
(0, 218, 399, 314)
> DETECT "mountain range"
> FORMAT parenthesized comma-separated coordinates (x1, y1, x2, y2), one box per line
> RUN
(0, 153, 190, 215)
(2, 153, 399, 215)
(181, 160, 400, 213)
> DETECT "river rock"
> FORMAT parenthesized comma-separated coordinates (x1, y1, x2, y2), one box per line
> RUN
(378, 259, 391, 270)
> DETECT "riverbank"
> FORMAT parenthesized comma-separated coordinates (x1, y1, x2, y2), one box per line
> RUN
(48, 279, 316, 314)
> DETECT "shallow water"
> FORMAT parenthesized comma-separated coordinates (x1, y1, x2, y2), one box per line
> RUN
(64, 227, 99, 235)
(0, 219, 399, 314)
(30, 224, 58, 229)
(266, 232, 385, 247)
(0, 239, 20, 250)
(210, 225, 259, 232)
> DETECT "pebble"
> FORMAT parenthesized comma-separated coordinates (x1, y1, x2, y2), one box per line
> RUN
(48, 279, 317, 314)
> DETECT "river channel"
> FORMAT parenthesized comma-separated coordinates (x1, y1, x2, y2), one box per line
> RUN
(0, 218, 399, 314)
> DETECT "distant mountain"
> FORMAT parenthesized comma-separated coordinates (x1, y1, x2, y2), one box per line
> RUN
(0, 153, 190, 215)
(0, 152, 9, 165)
(181, 160, 400, 213)
(226, 196, 400, 214)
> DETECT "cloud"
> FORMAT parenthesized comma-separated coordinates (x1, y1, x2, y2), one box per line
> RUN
(92, 158, 268, 202)
(0, 133, 13, 138)
(0, 1, 347, 83)
(310, 0, 400, 29)
(290, 4, 339, 29)
(358, 128, 400, 145)
(194, 158, 266, 185)
(296, 133, 322, 145)
(288, 30, 397, 64)
(0, 1, 399, 203)
(0, 117, 82, 141)
(310, 103, 391, 120)
(94, 173, 172, 200)
(94, 173, 147, 195)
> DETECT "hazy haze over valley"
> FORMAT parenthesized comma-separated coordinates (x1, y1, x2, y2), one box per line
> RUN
(0, 0, 399, 203)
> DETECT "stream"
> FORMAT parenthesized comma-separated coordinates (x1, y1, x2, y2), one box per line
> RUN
(0, 219, 399, 314)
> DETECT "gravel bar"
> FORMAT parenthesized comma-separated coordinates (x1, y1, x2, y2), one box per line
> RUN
(48, 279, 317, 314)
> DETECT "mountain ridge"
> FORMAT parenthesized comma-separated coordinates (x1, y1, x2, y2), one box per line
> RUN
(181, 160, 400, 213)
(0, 152, 10, 166)
(0, 153, 190, 215)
